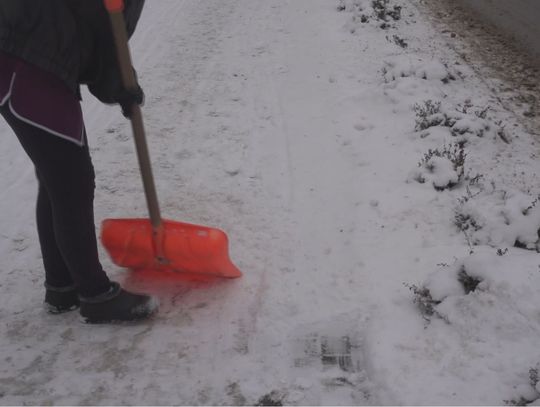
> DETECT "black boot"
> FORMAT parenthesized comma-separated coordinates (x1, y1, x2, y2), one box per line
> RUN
(45, 283, 80, 314)
(79, 282, 158, 323)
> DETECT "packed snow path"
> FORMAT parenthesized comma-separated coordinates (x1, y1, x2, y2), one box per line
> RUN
(1, 0, 540, 404)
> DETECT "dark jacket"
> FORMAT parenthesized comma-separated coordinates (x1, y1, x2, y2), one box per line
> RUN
(0, 0, 145, 103)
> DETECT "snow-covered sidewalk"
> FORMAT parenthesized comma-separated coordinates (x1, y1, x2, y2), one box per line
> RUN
(1, 0, 540, 404)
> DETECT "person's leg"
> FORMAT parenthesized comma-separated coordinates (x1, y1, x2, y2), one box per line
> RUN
(1, 104, 158, 322)
(35, 170, 81, 312)
(35, 169, 75, 288)
(0, 106, 110, 297)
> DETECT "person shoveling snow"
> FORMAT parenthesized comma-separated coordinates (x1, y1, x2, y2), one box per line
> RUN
(0, 0, 158, 323)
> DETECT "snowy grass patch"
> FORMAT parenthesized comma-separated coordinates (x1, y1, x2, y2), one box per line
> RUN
(382, 56, 457, 84)
(338, 0, 403, 32)
(404, 247, 540, 403)
(411, 99, 508, 146)
(410, 248, 540, 326)
(454, 188, 540, 251)
(380, 56, 464, 116)
(409, 142, 467, 191)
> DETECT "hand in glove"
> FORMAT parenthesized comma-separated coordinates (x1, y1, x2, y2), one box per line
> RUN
(118, 85, 144, 118)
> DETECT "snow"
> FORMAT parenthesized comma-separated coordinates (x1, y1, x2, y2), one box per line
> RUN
(1, 0, 540, 404)
(382, 56, 455, 83)
(411, 154, 460, 191)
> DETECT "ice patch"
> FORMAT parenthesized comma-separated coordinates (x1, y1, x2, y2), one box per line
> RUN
(289, 312, 374, 404)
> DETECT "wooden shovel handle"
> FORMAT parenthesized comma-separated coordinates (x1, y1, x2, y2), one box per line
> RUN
(105, 0, 165, 259)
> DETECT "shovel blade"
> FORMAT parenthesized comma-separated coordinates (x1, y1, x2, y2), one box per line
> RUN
(101, 218, 242, 278)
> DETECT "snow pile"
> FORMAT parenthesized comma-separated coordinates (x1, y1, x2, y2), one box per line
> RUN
(410, 249, 540, 404)
(413, 100, 502, 145)
(381, 54, 462, 105)
(381, 55, 505, 148)
(455, 188, 540, 250)
(409, 143, 466, 191)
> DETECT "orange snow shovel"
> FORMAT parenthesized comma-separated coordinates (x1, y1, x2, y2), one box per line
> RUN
(100, 0, 242, 279)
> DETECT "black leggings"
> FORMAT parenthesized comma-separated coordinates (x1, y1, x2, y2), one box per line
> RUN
(1, 105, 110, 297)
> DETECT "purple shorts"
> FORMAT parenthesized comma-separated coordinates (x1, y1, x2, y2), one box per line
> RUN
(0, 51, 84, 146)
